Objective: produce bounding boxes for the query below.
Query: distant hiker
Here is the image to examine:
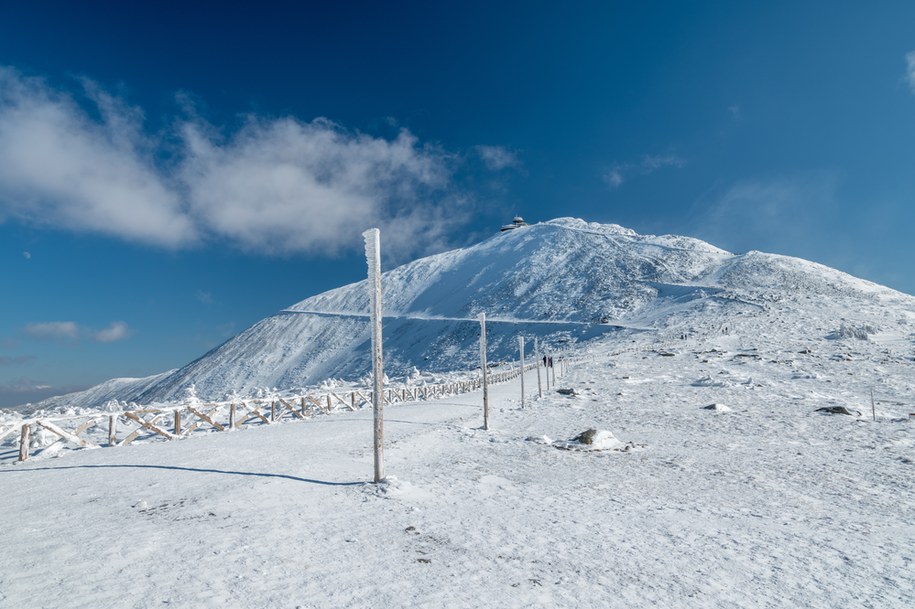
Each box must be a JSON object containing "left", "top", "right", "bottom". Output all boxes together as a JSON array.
[{"left": 548, "top": 356, "right": 553, "bottom": 368}]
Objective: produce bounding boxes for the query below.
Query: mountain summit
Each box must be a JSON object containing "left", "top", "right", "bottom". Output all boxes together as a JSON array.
[{"left": 23, "top": 218, "right": 915, "bottom": 410}]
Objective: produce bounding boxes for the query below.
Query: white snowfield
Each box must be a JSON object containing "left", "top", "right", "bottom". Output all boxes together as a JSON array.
[
  {"left": 2, "top": 217, "right": 914, "bottom": 607},
  {"left": 1, "top": 331, "right": 912, "bottom": 608}
]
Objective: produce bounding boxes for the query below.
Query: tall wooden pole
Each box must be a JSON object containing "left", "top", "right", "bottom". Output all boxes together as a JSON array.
[
  {"left": 479, "top": 313, "right": 489, "bottom": 430},
  {"left": 519, "top": 335, "right": 525, "bottom": 408},
  {"left": 534, "top": 337, "right": 542, "bottom": 398},
  {"left": 364, "top": 228, "right": 385, "bottom": 483},
  {"left": 544, "top": 347, "right": 550, "bottom": 391}
]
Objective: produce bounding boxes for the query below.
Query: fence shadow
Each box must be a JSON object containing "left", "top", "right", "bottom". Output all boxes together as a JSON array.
[{"left": 0, "top": 463, "right": 364, "bottom": 486}]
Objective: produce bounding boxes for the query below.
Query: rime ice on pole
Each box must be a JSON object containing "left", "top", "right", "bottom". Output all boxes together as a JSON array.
[{"left": 363, "top": 228, "right": 385, "bottom": 482}]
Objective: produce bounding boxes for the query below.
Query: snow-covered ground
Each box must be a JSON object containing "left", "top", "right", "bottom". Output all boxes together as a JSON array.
[
  {"left": 2, "top": 321, "right": 912, "bottom": 608},
  {"left": 3, "top": 218, "right": 914, "bottom": 607}
]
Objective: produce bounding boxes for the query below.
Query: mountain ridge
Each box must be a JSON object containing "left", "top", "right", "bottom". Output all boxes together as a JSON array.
[{"left": 14, "top": 217, "right": 915, "bottom": 414}]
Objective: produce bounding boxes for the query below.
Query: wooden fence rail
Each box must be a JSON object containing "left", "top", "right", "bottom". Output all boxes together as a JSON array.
[{"left": 6, "top": 360, "right": 539, "bottom": 464}]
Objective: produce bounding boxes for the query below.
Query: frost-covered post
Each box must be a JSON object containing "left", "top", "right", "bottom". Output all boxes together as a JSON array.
[
  {"left": 479, "top": 312, "right": 489, "bottom": 430},
  {"left": 18, "top": 424, "right": 30, "bottom": 462},
  {"left": 534, "top": 337, "right": 542, "bottom": 398},
  {"left": 544, "top": 345, "right": 550, "bottom": 391},
  {"left": 518, "top": 335, "right": 526, "bottom": 408},
  {"left": 364, "top": 228, "right": 385, "bottom": 483},
  {"left": 108, "top": 415, "right": 117, "bottom": 446}
]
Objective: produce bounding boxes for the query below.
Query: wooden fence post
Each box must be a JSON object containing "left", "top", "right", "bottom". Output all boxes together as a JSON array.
[
  {"left": 479, "top": 312, "right": 489, "bottom": 430},
  {"left": 174, "top": 409, "right": 181, "bottom": 436},
  {"left": 535, "top": 337, "right": 542, "bottom": 398},
  {"left": 229, "top": 403, "right": 237, "bottom": 429},
  {"left": 18, "top": 424, "right": 30, "bottom": 462},
  {"left": 271, "top": 401, "right": 277, "bottom": 422},
  {"left": 108, "top": 415, "right": 117, "bottom": 446},
  {"left": 521, "top": 336, "right": 527, "bottom": 407},
  {"left": 364, "top": 227, "right": 385, "bottom": 483}
]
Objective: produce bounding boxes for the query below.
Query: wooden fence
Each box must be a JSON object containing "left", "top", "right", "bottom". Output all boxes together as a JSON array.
[{"left": 3, "top": 361, "right": 539, "bottom": 464}]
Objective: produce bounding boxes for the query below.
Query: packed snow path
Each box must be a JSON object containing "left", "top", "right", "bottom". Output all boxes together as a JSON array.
[{"left": 1, "top": 340, "right": 912, "bottom": 608}]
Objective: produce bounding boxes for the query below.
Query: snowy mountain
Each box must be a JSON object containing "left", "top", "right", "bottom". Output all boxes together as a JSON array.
[{"left": 20, "top": 217, "right": 915, "bottom": 411}]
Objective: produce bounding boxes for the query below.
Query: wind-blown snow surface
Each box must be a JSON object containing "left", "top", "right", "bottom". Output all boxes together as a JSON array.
[
  {"left": 23, "top": 216, "right": 915, "bottom": 413},
  {"left": 1, "top": 326, "right": 913, "bottom": 608}
]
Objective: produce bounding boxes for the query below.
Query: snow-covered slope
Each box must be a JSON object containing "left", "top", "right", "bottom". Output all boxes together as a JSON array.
[
  {"left": 21, "top": 217, "right": 915, "bottom": 410},
  {"left": 20, "top": 371, "right": 174, "bottom": 416},
  {"left": 4, "top": 321, "right": 914, "bottom": 608}
]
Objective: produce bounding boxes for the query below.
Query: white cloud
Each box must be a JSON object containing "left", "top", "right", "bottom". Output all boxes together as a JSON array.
[
  {"left": 23, "top": 320, "right": 130, "bottom": 342},
  {"left": 906, "top": 51, "right": 915, "bottom": 94},
  {"left": 0, "top": 67, "right": 468, "bottom": 258},
  {"left": 603, "top": 153, "right": 687, "bottom": 189},
  {"left": 93, "top": 321, "right": 130, "bottom": 342},
  {"left": 475, "top": 145, "right": 520, "bottom": 171},
  {"left": 690, "top": 174, "right": 839, "bottom": 255},
  {"left": 640, "top": 154, "right": 686, "bottom": 172},
  {"left": 24, "top": 321, "right": 79, "bottom": 340},
  {"left": 0, "top": 68, "right": 196, "bottom": 247},
  {"left": 180, "top": 117, "right": 454, "bottom": 255},
  {"left": 0, "top": 377, "right": 51, "bottom": 392},
  {"left": 0, "top": 376, "right": 87, "bottom": 408},
  {"left": 603, "top": 167, "right": 625, "bottom": 188}
]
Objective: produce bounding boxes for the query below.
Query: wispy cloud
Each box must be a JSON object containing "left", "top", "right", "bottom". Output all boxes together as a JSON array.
[
  {"left": 689, "top": 173, "right": 839, "bottom": 255},
  {"left": 0, "top": 68, "right": 196, "bottom": 247},
  {"left": 906, "top": 51, "right": 915, "bottom": 94},
  {"left": 0, "top": 355, "right": 33, "bottom": 366},
  {"left": 24, "top": 321, "right": 80, "bottom": 340},
  {"left": 23, "top": 320, "right": 131, "bottom": 343},
  {"left": 196, "top": 290, "right": 214, "bottom": 305},
  {"left": 0, "top": 377, "right": 51, "bottom": 392},
  {"left": 0, "top": 67, "right": 468, "bottom": 259},
  {"left": 0, "top": 376, "right": 87, "bottom": 408},
  {"left": 180, "top": 117, "right": 453, "bottom": 255},
  {"left": 475, "top": 145, "right": 521, "bottom": 171},
  {"left": 603, "top": 153, "right": 687, "bottom": 189},
  {"left": 93, "top": 321, "right": 130, "bottom": 342}
]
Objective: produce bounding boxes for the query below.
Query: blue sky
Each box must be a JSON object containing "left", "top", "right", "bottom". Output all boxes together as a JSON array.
[{"left": 2, "top": 1, "right": 915, "bottom": 406}]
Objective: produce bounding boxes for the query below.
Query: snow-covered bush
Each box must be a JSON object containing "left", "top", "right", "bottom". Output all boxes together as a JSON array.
[{"left": 827, "top": 323, "right": 877, "bottom": 340}]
